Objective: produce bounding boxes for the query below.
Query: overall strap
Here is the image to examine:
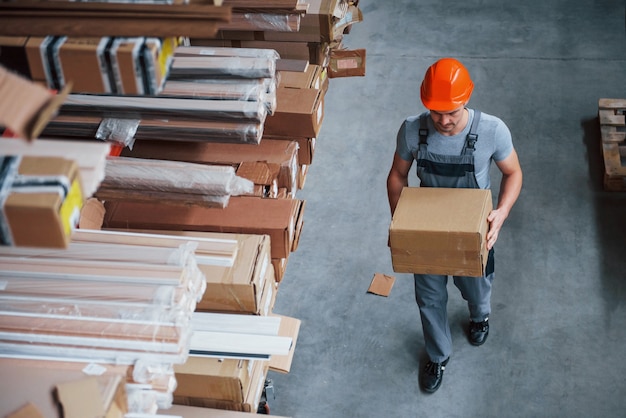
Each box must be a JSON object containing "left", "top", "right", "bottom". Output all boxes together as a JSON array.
[
  {"left": 418, "top": 113, "right": 429, "bottom": 152},
  {"left": 463, "top": 110, "right": 481, "bottom": 155}
]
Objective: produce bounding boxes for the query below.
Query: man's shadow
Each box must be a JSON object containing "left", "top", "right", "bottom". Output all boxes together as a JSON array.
[{"left": 581, "top": 116, "right": 626, "bottom": 326}]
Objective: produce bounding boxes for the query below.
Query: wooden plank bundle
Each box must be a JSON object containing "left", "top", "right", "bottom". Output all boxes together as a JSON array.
[
  {"left": 95, "top": 156, "right": 254, "bottom": 208},
  {"left": 0, "top": 1, "right": 231, "bottom": 38},
  {"left": 598, "top": 98, "right": 626, "bottom": 191}
]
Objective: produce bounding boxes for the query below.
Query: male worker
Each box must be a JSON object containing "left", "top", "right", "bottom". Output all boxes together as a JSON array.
[{"left": 386, "top": 58, "right": 522, "bottom": 393}]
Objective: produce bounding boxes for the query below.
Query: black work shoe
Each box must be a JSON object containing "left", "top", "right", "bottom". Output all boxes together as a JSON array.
[
  {"left": 420, "top": 357, "right": 449, "bottom": 393},
  {"left": 469, "top": 318, "right": 489, "bottom": 346}
]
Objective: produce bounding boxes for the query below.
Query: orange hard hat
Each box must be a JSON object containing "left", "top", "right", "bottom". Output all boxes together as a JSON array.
[{"left": 420, "top": 58, "right": 474, "bottom": 111}]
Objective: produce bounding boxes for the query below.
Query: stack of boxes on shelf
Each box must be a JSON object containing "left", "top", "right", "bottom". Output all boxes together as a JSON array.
[{"left": 0, "top": 1, "right": 364, "bottom": 417}]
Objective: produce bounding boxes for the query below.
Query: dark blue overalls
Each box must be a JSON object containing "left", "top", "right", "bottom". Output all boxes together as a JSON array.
[{"left": 413, "top": 110, "right": 495, "bottom": 363}]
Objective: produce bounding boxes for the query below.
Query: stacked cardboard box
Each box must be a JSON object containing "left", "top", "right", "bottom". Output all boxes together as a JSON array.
[
  {"left": 193, "top": 0, "right": 365, "bottom": 77},
  {"left": 174, "top": 358, "right": 267, "bottom": 413}
]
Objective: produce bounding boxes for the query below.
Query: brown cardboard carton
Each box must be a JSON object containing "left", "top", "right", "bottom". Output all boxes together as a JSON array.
[
  {"left": 173, "top": 358, "right": 266, "bottom": 412},
  {"left": 174, "top": 358, "right": 255, "bottom": 402},
  {"left": 279, "top": 64, "right": 323, "bottom": 89},
  {"left": 58, "top": 37, "right": 110, "bottom": 93},
  {"left": 112, "top": 37, "right": 143, "bottom": 95},
  {"left": 255, "top": 0, "right": 352, "bottom": 43},
  {"left": 389, "top": 187, "right": 492, "bottom": 277},
  {"left": 195, "top": 234, "right": 272, "bottom": 314},
  {"left": 24, "top": 36, "right": 48, "bottom": 82},
  {"left": 263, "top": 136, "right": 316, "bottom": 166},
  {"left": 24, "top": 36, "right": 68, "bottom": 90},
  {"left": 4, "top": 156, "right": 83, "bottom": 248},
  {"left": 263, "top": 86, "right": 325, "bottom": 137},
  {"left": 102, "top": 196, "right": 305, "bottom": 259},
  {"left": 278, "top": 64, "right": 329, "bottom": 97},
  {"left": 268, "top": 314, "right": 301, "bottom": 374},
  {"left": 328, "top": 48, "right": 366, "bottom": 78}
]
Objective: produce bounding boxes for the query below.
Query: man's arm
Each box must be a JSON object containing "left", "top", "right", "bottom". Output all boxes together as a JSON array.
[
  {"left": 487, "top": 148, "right": 523, "bottom": 249},
  {"left": 387, "top": 152, "right": 413, "bottom": 215}
]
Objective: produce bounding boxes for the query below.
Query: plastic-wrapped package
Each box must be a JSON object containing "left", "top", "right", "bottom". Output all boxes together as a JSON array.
[
  {"left": 230, "top": 12, "right": 301, "bottom": 32},
  {"left": 174, "top": 45, "right": 281, "bottom": 61},
  {"left": 160, "top": 78, "right": 277, "bottom": 115},
  {"left": 169, "top": 56, "right": 276, "bottom": 79},
  {"left": 43, "top": 115, "right": 265, "bottom": 145},
  {"left": 103, "top": 156, "right": 250, "bottom": 195},
  {"left": 0, "top": 228, "right": 239, "bottom": 412},
  {"left": 97, "top": 156, "right": 254, "bottom": 208},
  {"left": 61, "top": 94, "right": 268, "bottom": 123}
]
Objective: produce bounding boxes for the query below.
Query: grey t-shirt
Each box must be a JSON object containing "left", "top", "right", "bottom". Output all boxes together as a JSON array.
[{"left": 396, "top": 108, "right": 514, "bottom": 189}]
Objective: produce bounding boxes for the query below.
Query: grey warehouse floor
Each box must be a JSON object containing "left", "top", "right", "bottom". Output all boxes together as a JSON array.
[{"left": 266, "top": 2, "right": 626, "bottom": 418}]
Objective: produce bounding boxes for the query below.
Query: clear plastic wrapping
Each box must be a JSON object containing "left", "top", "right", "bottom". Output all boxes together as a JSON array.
[
  {"left": 169, "top": 56, "right": 276, "bottom": 79},
  {"left": 134, "top": 119, "right": 264, "bottom": 144},
  {"left": 101, "top": 156, "right": 254, "bottom": 196},
  {"left": 174, "top": 46, "right": 281, "bottom": 61},
  {"left": 62, "top": 94, "right": 268, "bottom": 123},
  {"left": 160, "top": 78, "right": 277, "bottom": 115},
  {"left": 43, "top": 116, "right": 264, "bottom": 145},
  {"left": 0, "top": 229, "right": 219, "bottom": 416},
  {"left": 232, "top": 12, "right": 301, "bottom": 32}
]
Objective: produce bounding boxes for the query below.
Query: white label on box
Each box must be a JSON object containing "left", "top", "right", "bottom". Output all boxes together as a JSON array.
[{"left": 82, "top": 363, "right": 107, "bottom": 376}]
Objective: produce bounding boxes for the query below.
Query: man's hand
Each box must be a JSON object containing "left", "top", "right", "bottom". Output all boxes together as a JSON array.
[{"left": 486, "top": 208, "right": 507, "bottom": 250}]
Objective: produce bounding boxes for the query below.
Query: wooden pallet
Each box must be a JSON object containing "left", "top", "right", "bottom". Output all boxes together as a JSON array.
[{"left": 598, "top": 98, "right": 626, "bottom": 191}]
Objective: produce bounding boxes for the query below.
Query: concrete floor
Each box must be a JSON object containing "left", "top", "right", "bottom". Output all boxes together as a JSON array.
[{"left": 267, "top": 1, "right": 626, "bottom": 417}]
